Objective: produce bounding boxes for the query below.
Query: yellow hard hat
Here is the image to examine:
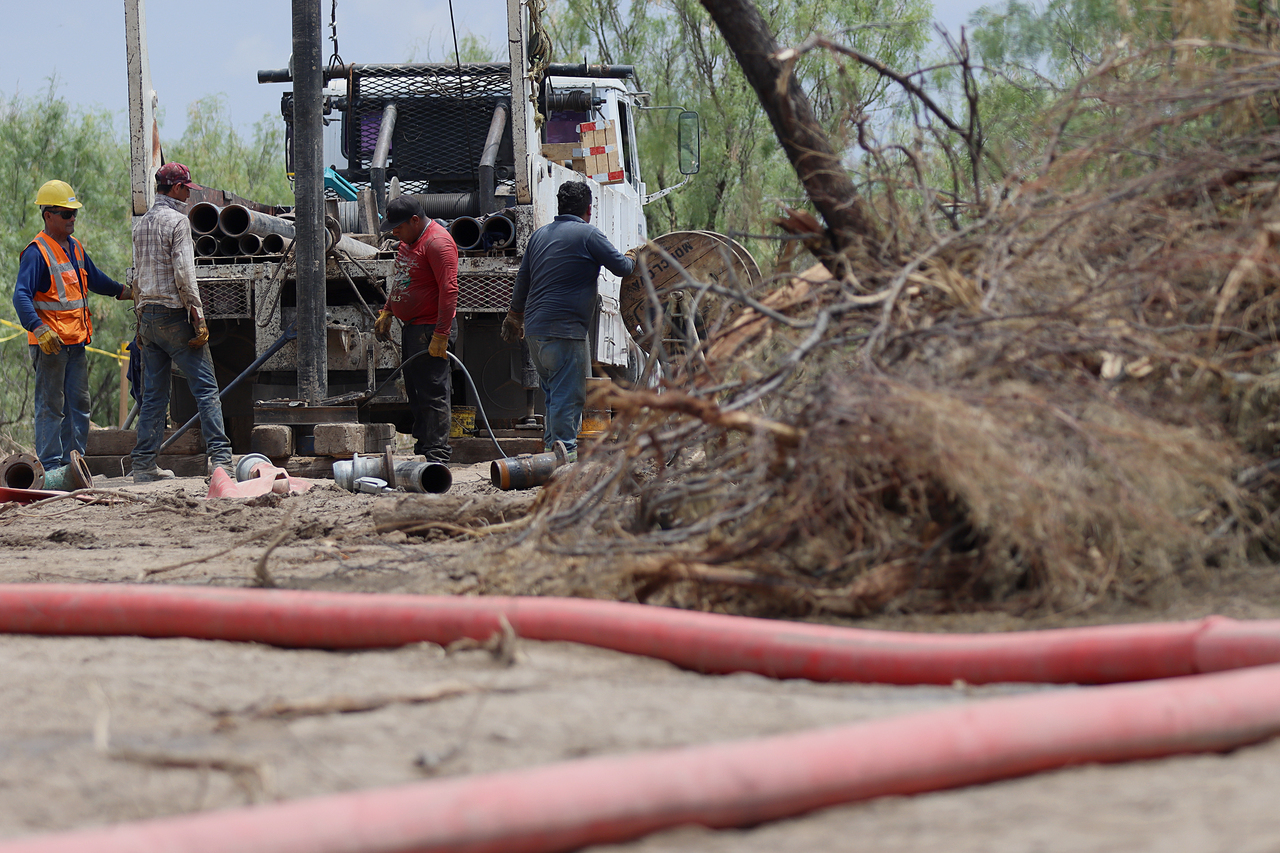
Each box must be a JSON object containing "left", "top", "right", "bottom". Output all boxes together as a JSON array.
[{"left": 34, "top": 180, "right": 83, "bottom": 209}]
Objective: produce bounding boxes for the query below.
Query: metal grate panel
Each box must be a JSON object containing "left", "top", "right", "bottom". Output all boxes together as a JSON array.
[
  {"left": 199, "top": 279, "right": 252, "bottom": 320},
  {"left": 345, "top": 64, "right": 514, "bottom": 195},
  {"left": 458, "top": 272, "right": 514, "bottom": 312}
]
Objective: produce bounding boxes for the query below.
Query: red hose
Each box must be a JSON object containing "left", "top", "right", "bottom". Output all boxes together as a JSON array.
[
  {"left": 5, "top": 663, "right": 1280, "bottom": 853},
  {"left": 2, "top": 584, "right": 1279, "bottom": 685}
]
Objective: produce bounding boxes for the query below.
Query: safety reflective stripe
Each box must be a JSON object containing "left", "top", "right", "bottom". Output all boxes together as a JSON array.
[{"left": 32, "top": 297, "right": 89, "bottom": 310}]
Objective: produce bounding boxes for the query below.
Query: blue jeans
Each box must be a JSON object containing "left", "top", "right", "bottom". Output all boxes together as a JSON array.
[
  {"left": 132, "top": 305, "right": 232, "bottom": 471},
  {"left": 30, "top": 342, "right": 90, "bottom": 470},
  {"left": 526, "top": 336, "right": 589, "bottom": 453}
]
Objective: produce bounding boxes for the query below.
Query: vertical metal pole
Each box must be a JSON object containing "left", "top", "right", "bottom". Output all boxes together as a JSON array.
[{"left": 292, "top": 0, "right": 327, "bottom": 403}]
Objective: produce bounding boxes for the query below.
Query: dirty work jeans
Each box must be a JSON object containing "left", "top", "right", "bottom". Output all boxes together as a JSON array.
[
  {"left": 30, "top": 342, "right": 91, "bottom": 470},
  {"left": 131, "top": 305, "right": 232, "bottom": 473},
  {"left": 400, "top": 321, "right": 456, "bottom": 462},
  {"left": 526, "top": 335, "right": 589, "bottom": 454}
]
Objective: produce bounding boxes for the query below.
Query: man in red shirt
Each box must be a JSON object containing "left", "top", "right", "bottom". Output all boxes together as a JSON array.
[{"left": 374, "top": 196, "right": 459, "bottom": 462}]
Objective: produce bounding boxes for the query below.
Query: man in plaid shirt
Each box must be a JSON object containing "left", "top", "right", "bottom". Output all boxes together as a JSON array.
[{"left": 129, "top": 162, "right": 233, "bottom": 483}]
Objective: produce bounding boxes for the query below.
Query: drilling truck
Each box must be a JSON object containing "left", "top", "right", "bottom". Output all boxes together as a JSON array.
[{"left": 125, "top": 0, "right": 722, "bottom": 459}]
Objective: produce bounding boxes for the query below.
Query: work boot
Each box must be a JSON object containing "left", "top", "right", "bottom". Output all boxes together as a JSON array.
[
  {"left": 209, "top": 457, "right": 235, "bottom": 480},
  {"left": 133, "top": 466, "right": 176, "bottom": 483}
]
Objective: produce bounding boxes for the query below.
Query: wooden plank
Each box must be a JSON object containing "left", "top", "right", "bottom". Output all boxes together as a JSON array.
[{"left": 86, "top": 429, "right": 205, "bottom": 456}]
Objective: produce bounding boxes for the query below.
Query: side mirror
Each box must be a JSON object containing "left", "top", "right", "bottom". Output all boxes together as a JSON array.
[{"left": 677, "top": 110, "right": 700, "bottom": 176}]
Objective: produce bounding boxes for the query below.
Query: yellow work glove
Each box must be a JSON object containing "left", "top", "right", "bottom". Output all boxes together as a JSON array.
[
  {"left": 500, "top": 310, "right": 524, "bottom": 343},
  {"left": 374, "top": 309, "right": 395, "bottom": 338},
  {"left": 116, "top": 286, "right": 134, "bottom": 301},
  {"left": 34, "top": 325, "right": 62, "bottom": 355},
  {"left": 188, "top": 320, "right": 209, "bottom": 349},
  {"left": 428, "top": 332, "right": 449, "bottom": 359}
]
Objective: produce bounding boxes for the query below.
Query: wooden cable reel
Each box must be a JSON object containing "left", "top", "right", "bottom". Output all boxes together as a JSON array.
[{"left": 619, "top": 231, "right": 761, "bottom": 352}]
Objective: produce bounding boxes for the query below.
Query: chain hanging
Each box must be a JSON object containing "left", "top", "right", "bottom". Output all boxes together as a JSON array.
[{"left": 327, "top": 0, "right": 344, "bottom": 71}]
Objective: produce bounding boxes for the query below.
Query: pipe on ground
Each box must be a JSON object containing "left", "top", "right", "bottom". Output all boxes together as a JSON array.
[
  {"left": 4, "top": 661, "right": 1280, "bottom": 853},
  {"left": 1, "top": 585, "right": 1279, "bottom": 685}
]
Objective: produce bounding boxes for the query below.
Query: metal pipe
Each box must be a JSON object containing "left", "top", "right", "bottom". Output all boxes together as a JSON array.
[
  {"left": 188, "top": 202, "right": 223, "bottom": 235},
  {"left": 218, "top": 205, "right": 296, "bottom": 239},
  {"left": 238, "top": 234, "right": 265, "bottom": 256},
  {"left": 257, "top": 64, "right": 351, "bottom": 84},
  {"left": 332, "top": 234, "right": 379, "bottom": 259},
  {"left": 481, "top": 212, "right": 516, "bottom": 250},
  {"left": 410, "top": 192, "right": 479, "bottom": 219},
  {"left": 219, "top": 235, "right": 241, "bottom": 256},
  {"left": 0, "top": 453, "right": 44, "bottom": 490},
  {"left": 394, "top": 460, "right": 452, "bottom": 494},
  {"left": 491, "top": 442, "right": 570, "bottom": 490},
  {"left": 478, "top": 100, "right": 510, "bottom": 215},
  {"left": 220, "top": 205, "right": 375, "bottom": 258},
  {"left": 449, "top": 216, "right": 483, "bottom": 251},
  {"left": 546, "top": 62, "right": 637, "bottom": 80},
  {"left": 369, "top": 103, "right": 398, "bottom": 219},
  {"left": 195, "top": 234, "right": 220, "bottom": 257},
  {"left": 293, "top": 0, "right": 327, "bottom": 405},
  {"left": 261, "top": 233, "right": 291, "bottom": 255}
]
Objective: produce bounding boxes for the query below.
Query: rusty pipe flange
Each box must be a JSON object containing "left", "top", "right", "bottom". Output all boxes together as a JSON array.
[
  {"left": 0, "top": 452, "right": 45, "bottom": 490},
  {"left": 67, "top": 450, "right": 94, "bottom": 490}
]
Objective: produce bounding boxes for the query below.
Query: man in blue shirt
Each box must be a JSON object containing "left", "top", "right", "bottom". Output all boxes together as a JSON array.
[
  {"left": 12, "top": 179, "right": 130, "bottom": 475},
  {"left": 503, "top": 181, "right": 637, "bottom": 461}
]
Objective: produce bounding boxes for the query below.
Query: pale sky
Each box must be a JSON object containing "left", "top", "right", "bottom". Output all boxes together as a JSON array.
[{"left": 0, "top": 1, "right": 990, "bottom": 141}]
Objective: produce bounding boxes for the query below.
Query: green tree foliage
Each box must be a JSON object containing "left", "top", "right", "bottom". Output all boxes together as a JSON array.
[
  {"left": 169, "top": 96, "right": 294, "bottom": 206},
  {"left": 546, "top": 0, "right": 931, "bottom": 268},
  {"left": 1, "top": 85, "right": 290, "bottom": 453}
]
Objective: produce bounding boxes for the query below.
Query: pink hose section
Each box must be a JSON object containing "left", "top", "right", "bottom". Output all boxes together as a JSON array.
[
  {"left": 1, "top": 584, "right": 1279, "bottom": 685},
  {"left": 4, "top": 663, "right": 1280, "bottom": 853},
  {"left": 3, "top": 584, "right": 1280, "bottom": 852}
]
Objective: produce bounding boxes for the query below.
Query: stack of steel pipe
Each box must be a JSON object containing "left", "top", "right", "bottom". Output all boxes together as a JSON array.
[
  {"left": 219, "top": 204, "right": 376, "bottom": 259},
  {"left": 186, "top": 202, "right": 294, "bottom": 259},
  {"left": 445, "top": 211, "right": 516, "bottom": 252}
]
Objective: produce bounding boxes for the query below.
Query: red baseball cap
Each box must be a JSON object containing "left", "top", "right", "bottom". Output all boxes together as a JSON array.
[{"left": 156, "top": 162, "right": 200, "bottom": 189}]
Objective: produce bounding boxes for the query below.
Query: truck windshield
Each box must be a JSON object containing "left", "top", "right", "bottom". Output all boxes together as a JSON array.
[{"left": 546, "top": 109, "right": 590, "bottom": 144}]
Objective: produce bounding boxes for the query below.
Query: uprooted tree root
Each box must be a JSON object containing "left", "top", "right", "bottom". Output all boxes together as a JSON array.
[{"left": 481, "top": 34, "right": 1280, "bottom": 619}]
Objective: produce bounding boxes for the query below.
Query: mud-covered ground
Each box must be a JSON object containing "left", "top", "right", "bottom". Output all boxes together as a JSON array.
[{"left": 2, "top": 461, "right": 1280, "bottom": 851}]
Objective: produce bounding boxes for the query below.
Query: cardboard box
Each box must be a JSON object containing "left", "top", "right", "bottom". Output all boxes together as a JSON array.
[{"left": 576, "top": 120, "right": 625, "bottom": 185}]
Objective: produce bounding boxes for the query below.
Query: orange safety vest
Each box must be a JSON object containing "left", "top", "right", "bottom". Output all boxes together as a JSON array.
[{"left": 24, "top": 232, "right": 93, "bottom": 347}]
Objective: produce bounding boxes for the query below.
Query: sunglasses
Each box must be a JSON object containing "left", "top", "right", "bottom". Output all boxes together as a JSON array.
[{"left": 54, "top": 210, "right": 77, "bottom": 220}]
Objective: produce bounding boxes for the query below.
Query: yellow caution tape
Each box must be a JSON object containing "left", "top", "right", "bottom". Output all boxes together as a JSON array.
[{"left": 1, "top": 316, "right": 127, "bottom": 362}]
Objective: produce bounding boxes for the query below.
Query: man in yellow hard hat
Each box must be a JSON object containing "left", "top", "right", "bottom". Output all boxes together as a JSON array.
[{"left": 12, "top": 179, "right": 131, "bottom": 475}]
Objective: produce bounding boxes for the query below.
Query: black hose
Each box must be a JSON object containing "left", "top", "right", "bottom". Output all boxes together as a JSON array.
[{"left": 361, "top": 349, "right": 510, "bottom": 459}]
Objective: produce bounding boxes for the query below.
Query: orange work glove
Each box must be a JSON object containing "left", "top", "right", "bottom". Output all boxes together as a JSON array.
[
  {"left": 188, "top": 320, "right": 209, "bottom": 349},
  {"left": 500, "top": 310, "right": 524, "bottom": 342},
  {"left": 34, "top": 325, "right": 62, "bottom": 355},
  {"left": 428, "top": 332, "right": 449, "bottom": 359},
  {"left": 374, "top": 309, "right": 395, "bottom": 338}
]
